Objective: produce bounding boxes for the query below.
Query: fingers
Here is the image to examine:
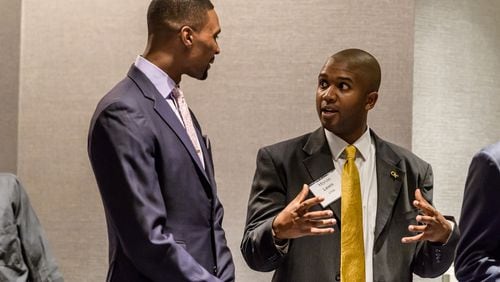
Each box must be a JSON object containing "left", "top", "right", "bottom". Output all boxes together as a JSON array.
[
  {"left": 293, "top": 184, "right": 326, "bottom": 217},
  {"left": 402, "top": 190, "right": 453, "bottom": 244},
  {"left": 408, "top": 224, "right": 427, "bottom": 233},
  {"left": 416, "top": 215, "right": 437, "bottom": 225},
  {"left": 302, "top": 212, "right": 336, "bottom": 226},
  {"left": 312, "top": 218, "right": 336, "bottom": 228},
  {"left": 294, "top": 184, "right": 311, "bottom": 204},
  {"left": 299, "top": 218, "right": 336, "bottom": 235},
  {"left": 413, "top": 188, "right": 436, "bottom": 216},
  {"left": 308, "top": 227, "right": 335, "bottom": 235},
  {"left": 274, "top": 184, "right": 335, "bottom": 239},
  {"left": 302, "top": 210, "right": 333, "bottom": 220},
  {"left": 401, "top": 233, "right": 424, "bottom": 244},
  {"left": 414, "top": 188, "right": 424, "bottom": 201},
  {"left": 297, "top": 196, "right": 325, "bottom": 215}
]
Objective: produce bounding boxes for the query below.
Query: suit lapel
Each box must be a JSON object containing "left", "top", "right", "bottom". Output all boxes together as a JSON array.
[
  {"left": 191, "top": 112, "right": 216, "bottom": 187},
  {"left": 372, "top": 131, "right": 405, "bottom": 248},
  {"left": 302, "top": 128, "right": 341, "bottom": 225},
  {"left": 127, "top": 66, "right": 211, "bottom": 185}
]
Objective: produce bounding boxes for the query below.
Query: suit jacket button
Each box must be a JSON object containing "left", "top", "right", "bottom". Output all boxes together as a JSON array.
[
  {"left": 213, "top": 266, "right": 218, "bottom": 275},
  {"left": 335, "top": 274, "right": 340, "bottom": 281}
]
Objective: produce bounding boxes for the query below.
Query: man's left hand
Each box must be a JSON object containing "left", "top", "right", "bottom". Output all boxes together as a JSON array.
[{"left": 401, "top": 188, "right": 452, "bottom": 244}]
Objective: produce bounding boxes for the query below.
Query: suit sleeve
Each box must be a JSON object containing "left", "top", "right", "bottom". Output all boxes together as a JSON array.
[
  {"left": 88, "top": 102, "right": 221, "bottom": 282},
  {"left": 455, "top": 150, "right": 500, "bottom": 281},
  {"left": 240, "top": 147, "right": 288, "bottom": 272},
  {"left": 412, "top": 163, "right": 460, "bottom": 278},
  {"left": 10, "top": 175, "right": 64, "bottom": 282}
]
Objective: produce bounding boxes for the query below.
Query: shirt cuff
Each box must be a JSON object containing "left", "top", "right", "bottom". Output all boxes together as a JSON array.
[
  {"left": 443, "top": 219, "right": 455, "bottom": 245},
  {"left": 271, "top": 225, "right": 290, "bottom": 254}
]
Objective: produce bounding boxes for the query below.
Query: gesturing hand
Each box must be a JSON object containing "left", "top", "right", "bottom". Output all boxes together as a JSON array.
[
  {"left": 272, "top": 184, "right": 336, "bottom": 240},
  {"left": 401, "top": 188, "right": 452, "bottom": 244}
]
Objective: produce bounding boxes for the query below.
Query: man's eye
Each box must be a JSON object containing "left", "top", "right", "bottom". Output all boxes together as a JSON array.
[
  {"left": 319, "top": 80, "right": 328, "bottom": 89},
  {"left": 339, "top": 82, "right": 350, "bottom": 90}
]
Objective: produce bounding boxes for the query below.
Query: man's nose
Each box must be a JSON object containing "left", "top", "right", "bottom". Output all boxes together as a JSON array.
[
  {"left": 214, "top": 42, "right": 220, "bottom": 55},
  {"left": 323, "top": 86, "right": 337, "bottom": 101}
]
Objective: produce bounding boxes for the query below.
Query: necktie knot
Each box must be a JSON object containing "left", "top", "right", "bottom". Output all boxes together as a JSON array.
[
  {"left": 172, "top": 87, "right": 183, "bottom": 99},
  {"left": 345, "top": 145, "right": 357, "bottom": 161}
]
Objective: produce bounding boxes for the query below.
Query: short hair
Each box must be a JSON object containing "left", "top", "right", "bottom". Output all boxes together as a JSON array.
[
  {"left": 332, "top": 48, "right": 381, "bottom": 92},
  {"left": 147, "top": 0, "right": 214, "bottom": 34}
]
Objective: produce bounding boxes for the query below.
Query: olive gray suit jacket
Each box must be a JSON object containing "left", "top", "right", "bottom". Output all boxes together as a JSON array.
[
  {"left": 0, "top": 173, "right": 63, "bottom": 282},
  {"left": 241, "top": 128, "right": 459, "bottom": 282}
]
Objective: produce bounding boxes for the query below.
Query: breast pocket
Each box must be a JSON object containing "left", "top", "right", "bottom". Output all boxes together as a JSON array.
[{"left": 0, "top": 223, "right": 28, "bottom": 274}]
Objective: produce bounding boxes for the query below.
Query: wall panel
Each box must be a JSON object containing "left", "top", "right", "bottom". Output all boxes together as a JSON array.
[
  {"left": 0, "top": 0, "right": 21, "bottom": 173},
  {"left": 413, "top": 1, "right": 500, "bottom": 279},
  {"left": 17, "top": 1, "right": 414, "bottom": 280}
]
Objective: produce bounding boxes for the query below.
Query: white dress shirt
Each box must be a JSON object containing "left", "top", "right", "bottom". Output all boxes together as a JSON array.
[
  {"left": 324, "top": 127, "right": 377, "bottom": 282},
  {"left": 134, "top": 56, "right": 205, "bottom": 167},
  {"left": 134, "top": 56, "right": 183, "bottom": 123}
]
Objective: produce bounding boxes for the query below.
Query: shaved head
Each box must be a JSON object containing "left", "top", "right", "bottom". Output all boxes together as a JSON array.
[
  {"left": 330, "top": 49, "right": 381, "bottom": 93},
  {"left": 316, "top": 48, "right": 380, "bottom": 143}
]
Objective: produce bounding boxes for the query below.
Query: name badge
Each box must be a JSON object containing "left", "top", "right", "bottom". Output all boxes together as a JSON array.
[{"left": 309, "top": 170, "right": 341, "bottom": 208}]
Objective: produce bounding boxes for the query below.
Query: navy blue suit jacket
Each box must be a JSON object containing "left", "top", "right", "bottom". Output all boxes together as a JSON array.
[
  {"left": 455, "top": 142, "right": 500, "bottom": 281},
  {"left": 88, "top": 66, "right": 234, "bottom": 282}
]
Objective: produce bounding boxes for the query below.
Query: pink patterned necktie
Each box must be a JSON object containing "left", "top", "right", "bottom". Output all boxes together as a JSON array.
[{"left": 172, "top": 87, "right": 204, "bottom": 167}]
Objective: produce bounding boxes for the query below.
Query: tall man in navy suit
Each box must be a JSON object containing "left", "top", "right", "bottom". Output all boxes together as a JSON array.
[
  {"left": 455, "top": 142, "right": 500, "bottom": 281},
  {"left": 88, "top": 1, "right": 234, "bottom": 281},
  {"left": 241, "top": 49, "right": 459, "bottom": 281}
]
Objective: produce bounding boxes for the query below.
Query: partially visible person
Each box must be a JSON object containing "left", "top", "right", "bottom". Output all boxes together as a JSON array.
[
  {"left": 455, "top": 142, "right": 500, "bottom": 281},
  {"left": 0, "top": 173, "right": 63, "bottom": 282},
  {"left": 241, "top": 49, "right": 459, "bottom": 281}
]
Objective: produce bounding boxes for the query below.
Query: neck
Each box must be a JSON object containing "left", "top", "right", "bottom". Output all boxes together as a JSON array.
[
  {"left": 143, "top": 37, "right": 183, "bottom": 84},
  {"left": 341, "top": 125, "right": 368, "bottom": 145}
]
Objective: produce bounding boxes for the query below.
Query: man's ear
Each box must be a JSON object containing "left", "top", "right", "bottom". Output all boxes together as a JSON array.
[
  {"left": 180, "top": 26, "right": 194, "bottom": 47},
  {"left": 365, "top": 91, "right": 378, "bottom": 110}
]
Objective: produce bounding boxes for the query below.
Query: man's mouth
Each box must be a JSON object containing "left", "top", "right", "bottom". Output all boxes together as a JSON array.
[
  {"left": 207, "top": 59, "right": 215, "bottom": 69},
  {"left": 321, "top": 105, "right": 339, "bottom": 117},
  {"left": 321, "top": 105, "right": 338, "bottom": 113}
]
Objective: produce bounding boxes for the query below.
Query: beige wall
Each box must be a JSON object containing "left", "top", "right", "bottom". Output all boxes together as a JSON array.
[
  {"left": 413, "top": 0, "right": 500, "bottom": 232},
  {"left": 17, "top": 1, "right": 146, "bottom": 280},
  {"left": 0, "top": 0, "right": 21, "bottom": 173},
  {"left": 15, "top": 0, "right": 414, "bottom": 281},
  {"left": 413, "top": 1, "right": 500, "bottom": 280}
]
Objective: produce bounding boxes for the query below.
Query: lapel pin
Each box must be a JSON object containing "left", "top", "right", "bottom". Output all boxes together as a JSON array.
[{"left": 390, "top": 170, "right": 399, "bottom": 180}]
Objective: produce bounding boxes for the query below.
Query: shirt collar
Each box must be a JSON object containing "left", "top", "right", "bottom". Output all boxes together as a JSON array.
[
  {"left": 324, "top": 127, "right": 372, "bottom": 161},
  {"left": 134, "top": 55, "right": 177, "bottom": 99}
]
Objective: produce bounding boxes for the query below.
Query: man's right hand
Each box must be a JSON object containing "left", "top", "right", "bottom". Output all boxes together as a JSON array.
[{"left": 272, "top": 184, "right": 336, "bottom": 240}]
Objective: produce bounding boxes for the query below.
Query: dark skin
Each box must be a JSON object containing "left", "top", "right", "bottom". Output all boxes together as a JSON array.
[
  {"left": 143, "top": 9, "right": 221, "bottom": 84},
  {"left": 315, "top": 55, "right": 378, "bottom": 144},
  {"left": 272, "top": 185, "right": 335, "bottom": 239},
  {"left": 273, "top": 49, "right": 452, "bottom": 244}
]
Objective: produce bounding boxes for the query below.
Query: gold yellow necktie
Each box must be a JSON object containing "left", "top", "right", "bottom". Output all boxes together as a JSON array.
[{"left": 341, "top": 145, "right": 365, "bottom": 282}]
